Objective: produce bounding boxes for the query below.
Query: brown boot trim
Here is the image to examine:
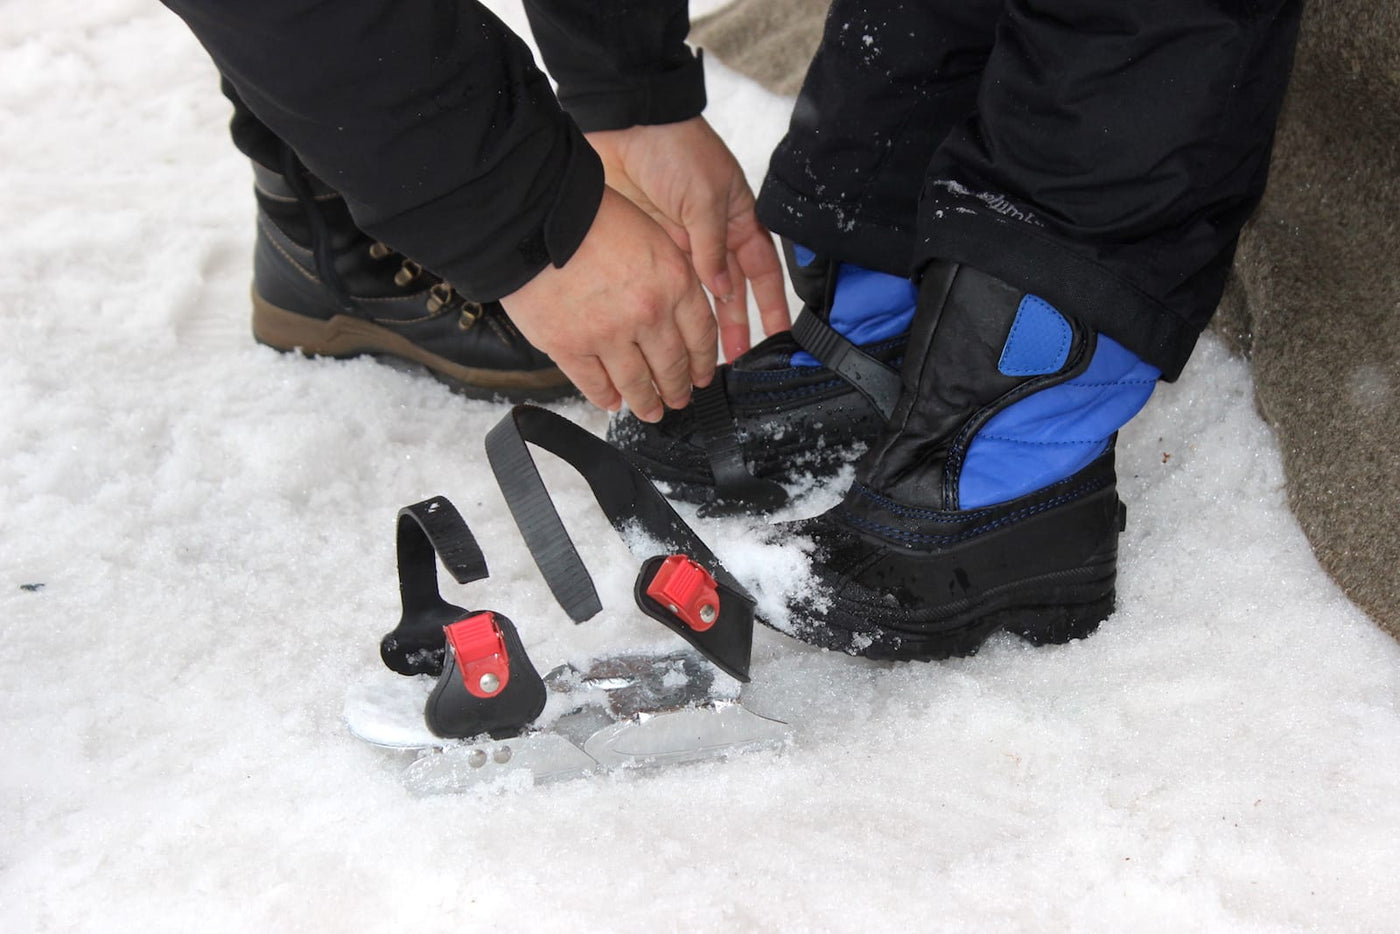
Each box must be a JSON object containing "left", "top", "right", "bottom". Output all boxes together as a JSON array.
[{"left": 251, "top": 289, "right": 573, "bottom": 393}]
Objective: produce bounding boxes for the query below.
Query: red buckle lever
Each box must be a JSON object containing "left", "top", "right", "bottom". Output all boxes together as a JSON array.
[
  {"left": 444, "top": 612, "right": 510, "bottom": 698},
  {"left": 645, "top": 554, "right": 721, "bottom": 632}
]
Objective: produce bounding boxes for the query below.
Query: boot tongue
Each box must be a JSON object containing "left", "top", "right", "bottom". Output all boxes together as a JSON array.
[
  {"left": 855, "top": 262, "right": 1090, "bottom": 509},
  {"left": 782, "top": 240, "right": 838, "bottom": 313}
]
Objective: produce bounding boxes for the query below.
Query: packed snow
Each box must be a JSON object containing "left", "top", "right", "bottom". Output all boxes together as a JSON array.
[{"left": 4, "top": 2, "right": 1400, "bottom": 931}]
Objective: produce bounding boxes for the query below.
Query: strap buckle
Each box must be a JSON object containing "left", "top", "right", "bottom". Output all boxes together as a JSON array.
[
  {"left": 645, "top": 555, "right": 721, "bottom": 632},
  {"left": 445, "top": 612, "right": 511, "bottom": 698}
]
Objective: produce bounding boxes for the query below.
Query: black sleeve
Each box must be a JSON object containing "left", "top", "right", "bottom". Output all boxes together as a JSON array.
[
  {"left": 523, "top": 0, "right": 706, "bottom": 131},
  {"left": 161, "top": 0, "right": 604, "bottom": 302}
]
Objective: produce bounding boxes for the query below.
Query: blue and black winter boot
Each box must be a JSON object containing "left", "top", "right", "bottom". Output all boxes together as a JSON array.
[
  {"left": 608, "top": 244, "right": 914, "bottom": 513},
  {"left": 778, "top": 260, "right": 1160, "bottom": 660},
  {"left": 250, "top": 153, "right": 575, "bottom": 402}
]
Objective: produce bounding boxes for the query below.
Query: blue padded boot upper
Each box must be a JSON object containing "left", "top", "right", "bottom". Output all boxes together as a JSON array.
[
  {"left": 958, "top": 295, "right": 1159, "bottom": 509},
  {"left": 790, "top": 245, "right": 916, "bottom": 367}
]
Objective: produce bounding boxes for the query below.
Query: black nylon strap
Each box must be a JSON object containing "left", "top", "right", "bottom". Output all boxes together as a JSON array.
[
  {"left": 484, "top": 405, "right": 755, "bottom": 681},
  {"left": 397, "top": 497, "right": 488, "bottom": 613},
  {"left": 691, "top": 377, "right": 789, "bottom": 516},
  {"left": 791, "top": 308, "right": 901, "bottom": 420},
  {"left": 483, "top": 409, "right": 603, "bottom": 622},
  {"left": 381, "top": 496, "right": 491, "bottom": 676}
]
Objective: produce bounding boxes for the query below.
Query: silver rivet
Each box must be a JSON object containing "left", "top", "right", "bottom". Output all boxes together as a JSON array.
[
  {"left": 699, "top": 604, "right": 717, "bottom": 624},
  {"left": 479, "top": 672, "right": 500, "bottom": 694},
  {"left": 493, "top": 746, "right": 512, "bottom": 764},
  {"left": 467, "top": 748, "right": 487, "bottom": 768},
  {"left": 667, "top": 603, "right": 679, "bottom": 614}
]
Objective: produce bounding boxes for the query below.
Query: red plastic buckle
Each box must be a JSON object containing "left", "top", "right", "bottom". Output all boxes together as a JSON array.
[
  {"left": 645, "top": 554, "right": 721, "bottom": 632},
  {"left": 444, "top": 612, "right": 510, "bottom": 698}
]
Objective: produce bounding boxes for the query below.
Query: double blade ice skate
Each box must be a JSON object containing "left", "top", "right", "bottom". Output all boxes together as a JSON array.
[{"left": 346, "top": 470, "right": 790, "bottom": 793}]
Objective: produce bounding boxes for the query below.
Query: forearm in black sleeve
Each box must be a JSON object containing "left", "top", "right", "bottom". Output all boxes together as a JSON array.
[
  {"left": 160, "top": 0, "right": 604, "bottom": 301},
  {"left": 523, "top": 0, "right": 705, "bottom": 131}
]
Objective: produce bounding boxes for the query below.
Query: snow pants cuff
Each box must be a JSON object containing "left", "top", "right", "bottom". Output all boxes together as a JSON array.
[
  {"left": 915, "top": 202, "right": 1201, "bottom": 381},
  {"left": 757, "top": 0, "right": 1304, "bottom": 382},
  {"left": 756, "top": 174, "right": 920, "bottom": 281}
]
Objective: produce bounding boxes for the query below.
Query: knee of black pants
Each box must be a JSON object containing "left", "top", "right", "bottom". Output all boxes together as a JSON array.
[{"left": 756, "top": 0, "right": 1001, "bottom": 275}]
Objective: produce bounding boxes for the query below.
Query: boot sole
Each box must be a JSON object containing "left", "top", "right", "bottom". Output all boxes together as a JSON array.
[
  {"left": 251, "top": 290, "right": 578, "bottom": 403},
  {"left": 790, "top": 565, "right": 1115, "bottom": 662}
]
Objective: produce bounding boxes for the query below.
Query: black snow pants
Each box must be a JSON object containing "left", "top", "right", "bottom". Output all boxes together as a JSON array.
[{"left": 756, "top": 0, "right": 1303, "bottom": 379}]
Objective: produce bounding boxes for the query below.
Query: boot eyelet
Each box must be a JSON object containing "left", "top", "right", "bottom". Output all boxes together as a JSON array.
[
  {"left": 458, "top": 301, "right": 484, "bottom": 330},
  {"left": 426, "top": 281, "right": 455, "bottom": 314},
  {"left": 394, "top": 259, "right": 423, "bottom": 287},
  {"left": 368, "top": 242, "right": 394, "bottom": 261}
]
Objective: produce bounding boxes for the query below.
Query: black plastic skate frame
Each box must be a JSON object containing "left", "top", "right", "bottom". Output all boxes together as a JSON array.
[
  {"left": 379, "top": 497, "right": 547, "bottom": 737},
  {"left": 381, "top": 496, "right": 488, "bottom": 677}
]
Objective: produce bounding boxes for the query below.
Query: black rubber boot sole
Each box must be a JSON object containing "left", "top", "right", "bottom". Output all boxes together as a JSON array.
[
  {"left": 785, "top": 565, "right": 1115, "bottom": 662},
  {"left": 252, "top": 290, "right": 577, "bottom": 403},
  {"left": 772, "top": 454, "right": 1125, "bottom": 662}
]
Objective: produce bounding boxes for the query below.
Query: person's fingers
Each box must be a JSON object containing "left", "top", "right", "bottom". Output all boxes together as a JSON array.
[
  {"left": 716, "top": 253, "right": 751, "bottom": 361},
  {"left": 605, "top": 344, "right": 665, "bottom": 423},
  {"left": 499, "top": 186, "right": 725, "bottom": 419},
  {"left": 557, "top": 354, "right": 620, "bottom": 412},
  {"left": 733, "top": 224, "right": 792, "bottom": 336},
  {"left": 673, "top": 278, "right": 719, "bottom": 388},
  {"left": 636, "top": 321, "right": 694, "bottom": 411},
  {"left": 686, "top": 194, "right": 735, "bottom": 305}
]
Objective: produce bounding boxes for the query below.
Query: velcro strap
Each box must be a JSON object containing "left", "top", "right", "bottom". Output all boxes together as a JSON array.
[
  {"left": 484, "top": 405, "right": 756, "bottom": 682},
  {"left": 791, "top": 308, "right": 901, "bottom": 420},
  {"left": 691, "top": 377, "right": 789, "bottom": 516}
]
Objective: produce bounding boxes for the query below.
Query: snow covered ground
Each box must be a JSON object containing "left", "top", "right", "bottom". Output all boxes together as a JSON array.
[{"left": 4, "top": 2, "right": 1400, "bottom": 931}]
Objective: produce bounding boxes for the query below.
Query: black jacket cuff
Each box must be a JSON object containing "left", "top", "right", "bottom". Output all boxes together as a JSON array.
[
  {"left": 524, "top": 0, "right": 706, "bottom": 131},
  {"left": 369, "top": 119, "right": 606, "bottom": 302},
  {"left": 560, "top": 51, "right": 707, "bottom": 132}
]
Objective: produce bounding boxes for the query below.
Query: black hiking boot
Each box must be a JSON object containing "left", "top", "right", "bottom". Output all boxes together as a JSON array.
[
  {"left": 249, "top": 155, "right": 575, "bottom": 402},
  {"left": 607, "top": 245, "right": 908, "bottom": 514},
  {"left": 776, "top": 261, "right": 1142, "bottom": 661}
]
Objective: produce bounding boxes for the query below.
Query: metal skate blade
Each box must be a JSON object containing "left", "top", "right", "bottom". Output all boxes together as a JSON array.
[
  {"left": 403, "top": 732, "right": 598, "bottom": 795},
  {"left": 349, "top": 650, "right": 786, "bottom": 792},
  {"left": 553, "top": 650, "right": 739, "bottom": 720},
  {"left": 582, "top": 703, "right": 790, "bottom": 770},
  {"left": 344, "top": 673, "right": 439, "bottom": 749}
]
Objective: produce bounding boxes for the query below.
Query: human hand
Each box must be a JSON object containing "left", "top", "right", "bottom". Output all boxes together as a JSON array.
[
  {"left": 500, "top": 187, "right": 716, "bottom": 423},
  {"left": 586, "top": 117, "right": 790, "bottom": 361}
]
